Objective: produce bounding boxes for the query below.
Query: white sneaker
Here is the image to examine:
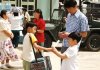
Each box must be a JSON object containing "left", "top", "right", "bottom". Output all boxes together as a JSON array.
[
  {"left": 6, "top": 64, "right": 14, "bottom": 68},
  {"left": 0, "top": 65, "right": 9, "bottom": 69}
]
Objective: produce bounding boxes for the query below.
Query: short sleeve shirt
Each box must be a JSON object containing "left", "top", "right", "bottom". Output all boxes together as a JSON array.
[
  {"left": 22, "top": 33, "right": 37, "bottom": 62},
  {"left": 63, "top": 10, "right": 90, "bottom": 47},
  {"left": 9, "top": 15, "right": 23, "bottom": 30},
  {"left": 61, "top": 45, "right": 79, "bottom": 70},
  {"left": 0, "top": 18, "right": 11, "bottom": 41},
  {"left": 33, "top": 18, "right": 45, "bottom": 43}
]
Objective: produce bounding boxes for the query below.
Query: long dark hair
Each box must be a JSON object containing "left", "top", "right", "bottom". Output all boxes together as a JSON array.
[{"left": 34, "top": 9, "right": 43, "bottom": 18}]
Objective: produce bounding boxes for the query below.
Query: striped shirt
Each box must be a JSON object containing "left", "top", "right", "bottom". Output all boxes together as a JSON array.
[{"left": 63, "top": 10, "right": 90, "bottom": 47}]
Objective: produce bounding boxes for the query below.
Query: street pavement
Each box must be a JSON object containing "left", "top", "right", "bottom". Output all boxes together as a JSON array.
[{"left": 0, "top": 44, "right": 100, "bottom": 70}]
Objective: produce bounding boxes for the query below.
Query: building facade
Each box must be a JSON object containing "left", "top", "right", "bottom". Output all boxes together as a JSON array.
[
  {"left": 0, "top": 0, "right": 35, "bottom": 18},
  {"left": 0, "top": 0, "right": 59, "bottom": 20}
]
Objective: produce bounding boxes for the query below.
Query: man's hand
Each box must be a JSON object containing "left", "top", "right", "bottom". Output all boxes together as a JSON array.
[{"left": 58, "top": 32, "right": 70, "bottom": 39}]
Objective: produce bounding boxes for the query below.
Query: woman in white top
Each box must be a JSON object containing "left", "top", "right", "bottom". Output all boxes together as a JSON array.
[{"left": 0, "top": 10, "right": 18, "bottom": 69}]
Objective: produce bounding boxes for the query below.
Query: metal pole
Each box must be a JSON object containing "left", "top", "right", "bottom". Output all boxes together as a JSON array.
[
  {"left": 35, "top": 0, "right": 37, "bottom": 9},
  {"left": 16, "top": 0, "right": 18, "bottom": 6},
  {"left": 50, "top": 0, "right": 52, "bottom": 21},
  {"left": 79, "top": 0, "right": 82, "bottom": 11}
]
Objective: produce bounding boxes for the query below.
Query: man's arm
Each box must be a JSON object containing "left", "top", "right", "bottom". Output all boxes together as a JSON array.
[
  {"left": 80, "top": 15, "right": 89, "bottom": 38},
  {"left": 59, "top": 31, "right": 88, "bottom": 38},
  {"left": 79, "top": 31, "right": 87, "bottom": 38}
]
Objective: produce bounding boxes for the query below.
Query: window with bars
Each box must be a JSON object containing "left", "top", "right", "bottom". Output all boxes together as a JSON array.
[
  {"left": 29, "top": 0, "right": 34, "bottom": 2},
  {"left": 4, "top": 0, "right": 15, "bottom": 1},
  {"left": 22, "top": 5, "right": 27, "bottom": 9},
  {"left": 22, "top": 0, "right": 34, "bottom": 2},
  {"left": 22, "top": 5, "right": 34, "bottom": 16}
]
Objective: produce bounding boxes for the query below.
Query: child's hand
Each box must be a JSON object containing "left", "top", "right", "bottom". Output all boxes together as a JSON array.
[{"left": 10, "top": 33, "right": 14, "bottom": 39}]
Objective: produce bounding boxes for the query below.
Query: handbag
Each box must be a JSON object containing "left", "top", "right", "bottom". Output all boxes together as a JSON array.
[
  {"left": 29, "top": 36, "right": 52, "bottom": 70},
  {"left": 31, "top": 56, "right": 52, "bottom": 70},
  {"left": 35, "top": 51, "right": 43, "bottom": 58},
  {"left": 31, "top": 58, "right": 47, "bottom": 70},
  {"left": 29, "top": 36, "right": 46, "bottom": 70}
]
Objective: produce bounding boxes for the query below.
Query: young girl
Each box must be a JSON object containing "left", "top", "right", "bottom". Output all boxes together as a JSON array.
[
  {"left": 21, "top": 22, "right": 52, "bottom": 70},
  {"left": 33, "top": 9, "right": 45, "bottom": 46}
]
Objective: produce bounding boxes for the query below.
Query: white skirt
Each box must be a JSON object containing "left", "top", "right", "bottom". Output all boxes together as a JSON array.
[{"left": 0, "top": 39, "right": 18, "bottom": 62}]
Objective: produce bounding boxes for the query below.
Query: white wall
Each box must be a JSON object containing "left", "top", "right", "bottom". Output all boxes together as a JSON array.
[
  {"left": 85, "top": 0, "right": 99, "bottom": 2},
  {"left": 37, "top": 0, "right": 59, "bottom": 20},
  {"left": 37, "top": 0, "right": 50, "bottom": 20},
  {"left": 52, "top": 0, "right": 59, "bottom": 12}
]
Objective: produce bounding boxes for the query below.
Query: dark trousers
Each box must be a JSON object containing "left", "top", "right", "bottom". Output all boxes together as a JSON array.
[
  {"left": 12, "top": 30, "right": 20, "bottom": 48},
  {"left": 61, "top": 47, "right": 68, "bottom": 53}
]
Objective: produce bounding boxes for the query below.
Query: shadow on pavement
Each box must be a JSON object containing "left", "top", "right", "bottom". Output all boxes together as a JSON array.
[{"left": 0, "top": 67, "right": 23, "bottom": 70}]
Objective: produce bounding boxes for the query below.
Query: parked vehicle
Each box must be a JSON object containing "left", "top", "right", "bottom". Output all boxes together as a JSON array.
[
  {"left": 44, "top": 0, "right": 100, "bottom": 51},
  {"left": 44, "top": 8, "right": 66, "bottom": 47},
  {"left": 81, "top": 1, "right": 100, "bottom": 51}
]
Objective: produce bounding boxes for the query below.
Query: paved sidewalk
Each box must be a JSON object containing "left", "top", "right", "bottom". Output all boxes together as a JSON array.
[
  {"left": 0, "top": 45, "right": 61, "bottom": 70},
  {"left": 0, "top": 45, "right": 100, "bottom": 70}
]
